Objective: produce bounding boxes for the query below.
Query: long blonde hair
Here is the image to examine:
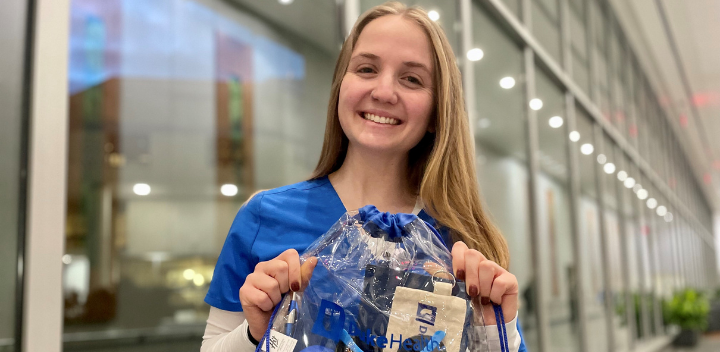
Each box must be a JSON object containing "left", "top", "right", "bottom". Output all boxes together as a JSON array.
[{"left": 311, "top": 2, "right": 509, "bottom": 269}]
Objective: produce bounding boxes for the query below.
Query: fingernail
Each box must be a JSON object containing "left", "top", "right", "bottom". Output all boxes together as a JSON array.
[
  {"left": 481, "top": 297, "right": 491, "bottom": 305},
  {"left": 291, "top": 282, "right": 300, "bottom": 292},
  {"left": 469, "top": 285, "right": 478, "bottom": 297},
  {"left": 456, "top": 270, "right": 465, "bottom": 281}
]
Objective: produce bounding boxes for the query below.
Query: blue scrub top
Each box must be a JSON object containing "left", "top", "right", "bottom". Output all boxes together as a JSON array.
[{"left": 204, "top": 176, "right": 527, "bottom": 351}]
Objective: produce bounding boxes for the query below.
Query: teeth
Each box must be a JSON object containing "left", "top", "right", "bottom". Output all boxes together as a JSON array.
[{"left": 363, "top": 113, "right": 399, "bottom": 125}]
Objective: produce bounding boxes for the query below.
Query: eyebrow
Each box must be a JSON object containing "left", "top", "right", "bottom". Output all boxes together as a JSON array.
[{"left": 350, "top": 52, "right": 432, "bottom": 75}]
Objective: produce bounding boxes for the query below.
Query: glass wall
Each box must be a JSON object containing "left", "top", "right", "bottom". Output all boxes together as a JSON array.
[
  {"left": 0, "top": 0, "right": 28, "bottom": 350},
  {"left": 535, "top": 67, "right": 578, "bottom": 352},
  {"left": 471, "top": 4, "right": 537, "bottom": 351},
  {"left": 63, "top": 0, "right": 338, "bottom": 349},
  {"left": 575, "top": 107, "right": 608, "bottom": 352}
]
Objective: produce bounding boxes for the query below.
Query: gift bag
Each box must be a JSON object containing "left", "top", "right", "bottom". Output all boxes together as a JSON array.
[{"left": 256, "top": 205, "right": 492, "bottom": 352}]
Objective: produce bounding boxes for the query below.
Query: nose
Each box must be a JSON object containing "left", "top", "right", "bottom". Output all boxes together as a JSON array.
[{"left": 370, "top": 72, "right": 398, "bottom": 105}]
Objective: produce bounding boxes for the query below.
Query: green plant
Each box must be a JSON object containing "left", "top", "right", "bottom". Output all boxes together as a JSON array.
[{"left": 664, "top": 289, "right": 710, "bottom": 331}]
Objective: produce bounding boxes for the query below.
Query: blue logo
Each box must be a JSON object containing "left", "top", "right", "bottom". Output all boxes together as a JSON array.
[{"left": 416, "top": 303, "right": 437, "bottom": 326}]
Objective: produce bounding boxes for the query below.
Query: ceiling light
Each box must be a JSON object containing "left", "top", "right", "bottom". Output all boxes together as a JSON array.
[
  {"left": 133, "top": 183, "right": 151, "bottom": 196},
  {"left": 597, "top": 154, "right": 606, "bottom": 164},
  {"left": 221, "top": 184, "right": 238, "bottom": 197},
  {"left": 624, "top": 177, "right": 635, "bottom": 188},
  {"left": 279, "top": 0, "right": 294, "bottom": 4},
  {"left": 467, "top": 48, "right": 484, "bottom": 61},
  {"left": 664, "top": 212, "right": 673, "bottom": 222},
  {"left": 633, "top": 183, "right": 642, "bottom": 193},
  {"left": 62, "top": 254, "right": 72, "bottom": 265},
  {"left": 569, "top": 131, "right": 580, "bottom": 142},
  {"left": 549, "top": 116, "right": 564, "bottom": 128},
  {"left": 580, "top": 143, "right": 594, "bottom": 155},
  {"left": 428, "top": 10, "right": 440, "bottom": 22},
  {"left": 603, "top": 162, "right": 616, "bottom": 174},
  {"left": 656, "top": 206, "right": 667, "bottom": 216},
  {"left": 617, "top": 170, "right": 627, "bottom": 181},
  {"left": 499, "top": 77, "right": 516, "bottom": 89},
  {"left": 529, "top": 98, "right": 543, "bottom": 110},
  {"left": 183, "top": 269, "right": 195, "bottom": 280},
  {"left": 637, "top": 189, "right": 648, "bottom": 200},
  {"left": 646, "top": 198, "right": 657, "bottom": 209}
]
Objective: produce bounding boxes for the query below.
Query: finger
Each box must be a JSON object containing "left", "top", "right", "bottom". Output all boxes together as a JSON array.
[
  {"left": 478, "top": 260, "right": 502, "bottom": 300},
  {"left": 300, "top": 257, "right": 318, "bottom": 290},
  {"left": 256, "top": 260, "right": 290, "bottom": 293},
  {"left": 489, "top": 273, "right": 519, "bottom": 323},
  {"left": 240, "top": 275, "right": 281, "bottom": 311},
  {"left": 276, "top": 249, "right": 301, "bottom": 292},
  {"left": 451, "top": 241, "right": 468, "bottom": 281},
  {"left": 464, "top": 249, "right": 484, "bottom": 297},
  {"left": 247, "top": 273, "right": 283, "bottom": 306},
  {"left": 488, "top": 272, "right": 516, "bottom": 304}
]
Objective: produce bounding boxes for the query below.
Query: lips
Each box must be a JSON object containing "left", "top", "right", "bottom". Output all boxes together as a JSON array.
[{"left": 361, "top": 112, "right": 401, "bottom": 125}]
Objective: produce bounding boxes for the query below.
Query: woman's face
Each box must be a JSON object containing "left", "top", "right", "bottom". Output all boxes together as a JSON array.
[{"left": 338, "top": 15, "right": 435, "bottom": 157}]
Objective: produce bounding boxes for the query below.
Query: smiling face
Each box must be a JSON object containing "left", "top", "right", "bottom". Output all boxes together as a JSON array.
[{"left": 337, "top": 15, "right": 435, "bottom": 157}]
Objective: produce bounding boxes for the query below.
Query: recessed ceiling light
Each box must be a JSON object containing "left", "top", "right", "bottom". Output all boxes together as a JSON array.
[
  {"left": 467, "top": 48, "right": 484, "bottom": 61},
  {"left": 133, "top": 183, "right": 151, "bottom": 196},
  {"left": 500, "top": 77, "right": 515, "bottom": 89},
  {"left": 549, "top": 116, "right": 564, "bottom": 128},
  {"left": 529, "top": 98, "right": 543, "bottom": 110}
]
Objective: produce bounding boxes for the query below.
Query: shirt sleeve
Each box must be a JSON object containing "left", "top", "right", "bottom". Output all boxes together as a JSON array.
[
  {"left": 204, "top": 193, "right": 264, "bottom": 311},
  {"left": 485, "top": 312, "right": 521, "bottom": 352},
  {"left": 201, "top": 307, "right": 257, "bottom": 352}
]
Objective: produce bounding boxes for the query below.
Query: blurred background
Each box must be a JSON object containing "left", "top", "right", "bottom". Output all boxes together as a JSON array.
[{"left": 2, "top": 0, "right": 720, "bottom": 351}]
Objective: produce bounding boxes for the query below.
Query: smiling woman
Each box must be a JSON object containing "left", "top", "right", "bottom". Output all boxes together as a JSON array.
[{"left": 202, "top": 2, "right": 525, "bottom": 352}]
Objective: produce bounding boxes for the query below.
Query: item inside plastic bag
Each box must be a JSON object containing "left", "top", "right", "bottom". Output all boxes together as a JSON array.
[{"left": 257, "top": 205, "right": 491, "bottom": 352}]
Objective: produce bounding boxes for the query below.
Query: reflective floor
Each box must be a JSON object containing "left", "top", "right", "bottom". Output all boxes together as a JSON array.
[{"left": 659, "top": 333, "right": 720, "bottom": 352}]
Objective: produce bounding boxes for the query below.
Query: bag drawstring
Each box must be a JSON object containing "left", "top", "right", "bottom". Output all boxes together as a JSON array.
[{"left": 492, "top": 304, "right": 509, "bottom": 352}]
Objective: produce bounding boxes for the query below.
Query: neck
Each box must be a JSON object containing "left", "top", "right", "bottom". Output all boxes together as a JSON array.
[{"left": 329, "top": 145, "right": 417, "bottom": 214}]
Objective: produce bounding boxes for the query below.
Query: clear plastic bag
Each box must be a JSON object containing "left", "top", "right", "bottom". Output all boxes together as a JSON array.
[{"left": 257, "top": 205, "right": 490, "bottom": 352}]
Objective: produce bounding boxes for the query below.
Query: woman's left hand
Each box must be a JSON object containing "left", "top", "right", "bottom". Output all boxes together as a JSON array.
[{"left": 451, "top": 241, "right": 518, "bottom": 325}]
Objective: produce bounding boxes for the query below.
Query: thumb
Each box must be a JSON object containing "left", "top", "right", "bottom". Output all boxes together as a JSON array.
[{"left": 299, "top": 257, "right": 318, "bottom": 291}]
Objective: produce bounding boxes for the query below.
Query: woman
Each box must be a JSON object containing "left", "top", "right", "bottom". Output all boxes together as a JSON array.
[{"left": 201, "top": 2, "right": 526, "bottom": 351}]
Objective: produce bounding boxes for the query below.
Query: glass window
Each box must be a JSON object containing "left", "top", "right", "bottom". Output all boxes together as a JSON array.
[
  {"left": 575, "top": 106, "right": 608, "bottom": 352},
  {"left": 501, "top": 0, "right": 522, "bottom": 19},
  {"left": 360, "top": 0, "right": 459, "bottom": 55},
  {"left": 0, "top": 0, "right": 27, "bottom": 349},
  {"left": 64, "top": 0, "right": 338, "bottom": 349},
  {"left": 532, "top": 0, "right": 563, "bottom": 64},
  {"left": 600, "top": 137, "right": 629, "bottom": 351},
  {"left": 472, "top": 4, "right": 537, "bottom": 351},
  {"left": 535, "top": 67, "right": 579, "bottom": 352},
  {"left": 569, "top": 0, "right": 590, "bottom": 95},
  {"left": 619, "top": 156, "right": 641, "bottom": 341}
]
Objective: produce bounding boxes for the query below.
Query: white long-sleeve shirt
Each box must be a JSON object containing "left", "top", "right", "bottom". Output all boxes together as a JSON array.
[{"left": 201, "top": 307, "right": 521, "bottom": 352}]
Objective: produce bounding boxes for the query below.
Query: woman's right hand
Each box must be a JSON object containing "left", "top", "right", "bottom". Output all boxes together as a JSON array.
[{"left": 239, "top": 249, "right": 318, "bottom": 342}]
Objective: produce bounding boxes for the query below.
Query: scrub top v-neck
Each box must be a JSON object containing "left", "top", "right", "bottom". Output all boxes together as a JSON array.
[{"left": 204, "top": 176, "right": 448, "bottom": 312}]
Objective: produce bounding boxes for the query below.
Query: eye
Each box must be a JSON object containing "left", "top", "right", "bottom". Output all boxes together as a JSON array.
[
  {"left": 357, "top": 66, "right": 375, "bottom": 74},
  {"left": 404, "top": 75, "right": 422, "bottom": 85}
]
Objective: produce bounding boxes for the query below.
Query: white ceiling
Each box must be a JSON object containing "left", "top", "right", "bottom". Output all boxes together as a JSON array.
[{"left": 611, "top": 0, "right": 720, "bottom": 211}]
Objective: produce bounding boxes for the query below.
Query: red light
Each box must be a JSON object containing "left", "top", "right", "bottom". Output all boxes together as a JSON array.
[
  {"left": 679, "top": 114, "right": 688, "bottom": 127},
  {"left": 714, "top": 161, "right": 720, "bottom": 170},
  {"left": 704, "top": 173, "right": 712, "bottom": 184},
  {"left": 628, "top": 124, "right": 638, "bottom": 137}
]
